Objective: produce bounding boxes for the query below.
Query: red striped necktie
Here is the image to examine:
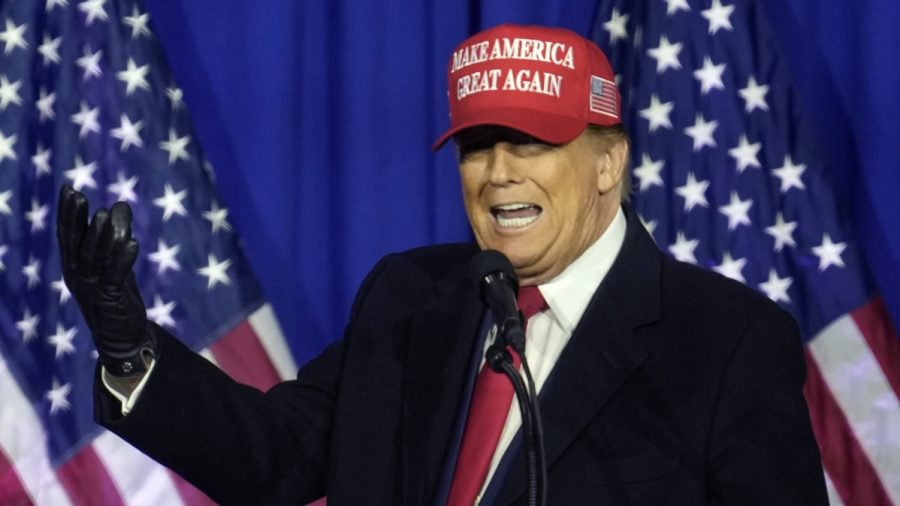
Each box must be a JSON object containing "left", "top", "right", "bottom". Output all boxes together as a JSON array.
[{"left": 446, "top": 285, "right": 547, "bottom": 506}]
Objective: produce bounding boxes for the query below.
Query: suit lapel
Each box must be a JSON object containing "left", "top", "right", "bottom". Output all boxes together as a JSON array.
[
  {"left": 496, "top": 205, "right": 663, "bottom": 504},
  {"left": 399, "top": 263, "right": 486, "bottom": 505}
]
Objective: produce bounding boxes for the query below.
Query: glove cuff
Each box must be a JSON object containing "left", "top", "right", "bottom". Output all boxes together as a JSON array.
[{"left": 98, "top": 323, "right": 160, "bottom": 378}]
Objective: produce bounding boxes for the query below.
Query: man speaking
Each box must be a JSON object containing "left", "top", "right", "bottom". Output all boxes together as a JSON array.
[{"left": 56, "top": 24, "right": 827, "bottom": 505}]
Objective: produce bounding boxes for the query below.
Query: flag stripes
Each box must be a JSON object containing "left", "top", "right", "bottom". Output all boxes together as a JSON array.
[
  {"left": 805, "top": 353, "right": 894, "bottom": 506},
  {"left": 55, "top": 446, "right": 124, "bottom": 506},
  {"left": 852, "top": 298, "right": 900, "bottom": 396},
  {"left": 808, "top": 303, "right": 900, "bottom": 504},
  {"left": 0, "top": 447, "right": 32, "bottom": 506},
  {"left": 0, "top": 303, "right": 296, "bottom": 505}
]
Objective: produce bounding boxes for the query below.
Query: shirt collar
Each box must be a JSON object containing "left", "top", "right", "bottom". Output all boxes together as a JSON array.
[{"left": 537, "top": 207, "right": 627, "bottom": 334}]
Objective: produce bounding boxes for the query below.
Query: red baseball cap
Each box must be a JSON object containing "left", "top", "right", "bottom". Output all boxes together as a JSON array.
[{"left": 433, "top": 24, "right": 622, "bottom": 150}]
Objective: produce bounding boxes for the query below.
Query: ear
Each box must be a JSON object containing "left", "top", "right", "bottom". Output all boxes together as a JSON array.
[{"left": 596, "top": 137, "right": 628, "bottom": 194}]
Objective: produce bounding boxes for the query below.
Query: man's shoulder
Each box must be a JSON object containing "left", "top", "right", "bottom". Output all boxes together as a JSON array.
[{"left": 658, "top": 254, "right": 789, "bottom": 322}]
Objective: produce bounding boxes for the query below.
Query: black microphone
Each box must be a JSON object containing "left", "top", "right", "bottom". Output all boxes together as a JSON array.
[
  {"left": 469, "top": 250, "right": 526, "bottom": 362},
  {"left": 469, "top": 250, "right": 547, "bottom": 506}
]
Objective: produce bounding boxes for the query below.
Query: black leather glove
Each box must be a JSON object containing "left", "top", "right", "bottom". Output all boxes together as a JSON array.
[{"left": 56, "top": 184, "right": 158, "bottom": 377}]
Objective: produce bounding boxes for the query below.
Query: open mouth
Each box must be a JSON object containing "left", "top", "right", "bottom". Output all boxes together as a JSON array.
[{"left": 490, "top": 203, "right": 543, "bottom": 228}]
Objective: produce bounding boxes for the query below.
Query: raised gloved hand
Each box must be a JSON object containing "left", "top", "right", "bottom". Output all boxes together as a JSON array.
[{"left": 56, "top": 184, "right": 157, "bottom": 377}]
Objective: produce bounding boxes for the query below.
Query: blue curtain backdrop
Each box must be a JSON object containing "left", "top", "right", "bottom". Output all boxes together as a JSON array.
[{"left": 140, "top": 0, "right": 900, "bottom": 365}]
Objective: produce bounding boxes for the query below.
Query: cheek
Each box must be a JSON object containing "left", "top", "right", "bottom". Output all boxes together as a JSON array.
[
  {"left": 458, "top": 174, "right": 477, "bottom": 207},
  {"left": 549, "top": 183, "right": 598, "bottom": 225},
  {"left": 459, "top": 166, "right": 485, "bottom": 197}
]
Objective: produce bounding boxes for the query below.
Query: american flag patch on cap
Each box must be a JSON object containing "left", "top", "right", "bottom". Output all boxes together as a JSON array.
[{"left": 590, "top": 75, "right": 618, "bottom": 118}]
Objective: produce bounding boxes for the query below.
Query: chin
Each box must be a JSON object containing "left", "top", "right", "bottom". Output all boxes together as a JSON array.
[
  {"left": 479, "top": 234, "right": 541, "bottom": 271},
  {"left": 496, "top": 248, "right": 534, "bottom": 275}
]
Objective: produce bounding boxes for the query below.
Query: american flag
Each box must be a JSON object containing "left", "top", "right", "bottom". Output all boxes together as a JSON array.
[
  {"left": 592, "top": 0, "right": 900, "bottom": 504},
  {"left": 0, "top": 0, "right": 297, "bottom": 504},
  {"left": 589, "top": 75, "right": 617, "bottom": 118}
]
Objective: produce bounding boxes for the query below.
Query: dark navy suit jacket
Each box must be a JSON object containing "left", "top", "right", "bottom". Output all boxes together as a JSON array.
[{"left": 95, "top": 205, "right": 828, "bottom": 505}]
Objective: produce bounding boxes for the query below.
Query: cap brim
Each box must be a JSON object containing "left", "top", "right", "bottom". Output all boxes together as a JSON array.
[{"left": 431, "top": 108, "right": 588, "bottom": 151}]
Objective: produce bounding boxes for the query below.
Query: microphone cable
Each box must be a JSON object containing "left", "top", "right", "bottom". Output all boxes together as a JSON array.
[{"left": 486, "top": 345, "right": 540, "bottom": 506}]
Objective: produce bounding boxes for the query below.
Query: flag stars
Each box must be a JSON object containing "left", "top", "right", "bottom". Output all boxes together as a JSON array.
[
  {"left": 198, "top": 254, "right": 232, "bottom": 290},
  {"left": 603, "top": 8, "right": 629, "bottom": 44},
  {"left": 759, "top": 268, "right": 792, "bottom": 304},
  {"left": 71, "top": 101, "right": 101, "bottom": 138},
  {"left": 0, "top": 75, "right": 23, "bottom": 110},
  {"left": 46, "top": 0, "right": 69, "bottom": 11},
  {"left": 123, "top": 6, "right": 151, "bottom": 39},
  {"left": 46, "top": 379, "right": 73, "bottom": 415},
  {"left": 701, "top": 0, "right": 735, "bottom": 34},
  {"left": 36, "top": 88, "right": 57, "bottom": 122},
  {"left": 684, "top": 114, "right": 718, "bottom": 151},
  {"left": 663, "top": 0, "right": 691, "bottom": 16},
  {"left": 32, "top": 144, "right": 52, "bottom": 177},
  {"left": 51, "top": 278, "right": 72, "bottom": 304},
  {"left": 648, "top": 35, "right": 683, "bottom": 73},
  {"left": 116, "top": 58, "right": 150, "bottom": 96},
  {"left": 739, "top": 76, "right": 769, "bottom": 112},
  {"left": 639, "top": 94, "right": 674, "bottom": 132},
  {"left": 110, "top": 113, "right": 144, "bottom": 151},
  {"left": 25, "top": 198, "right": 49, "bottom": 233},
  {"left": 668, "top": 232, "right": 699, "bottom": 264},
  {"left": 0, "top": 129, "right": 17, "bottom": 163},
  {"left": 728, "top": 134, "right": 761, "bottom": 172},
  {"left": 0, "top": 190, "right": 11, "bottom": 215},
  {"left": 773, "top": 155, "right": 807, "bottom": 192},
  {"left": 65, "top": 156, "right": 98, "bottom": 191},
  {"left": 47, "top": 323, "right": 77, "bottom": 359},
  {"left": 76, "top": 46, "right": 103, "bottom": 81},
  {"left": 23, "top": 256, "right": 41, "bottom": 289},
  {"left": 16, "top": 308, "right": 40, "bottom": 343},
  {"left": 160, "top": 128, "right": 191, "bottom": 164},
  {"left": 812, "top": 234, "right": 847, "bottom": 271},
  {"left": 203, "top": 201, "right": 232, "bottom": 234},
  {"left": 78, "top": 0, "right": 109, "bottom": 25},
  {"left": 692, "top": 57, "right": 726, "bottom": 94},
  {"left": 148, "top": 239, "right": 181, "bottom": 274},
  {"left": 0, "top": 244, "right": 8, "bottom": 269},
  {"left": 38, "top": 34, "right": 62, "bottom": 65},
  {"left": 675, "top": 173, "right": 710, "bottom": 211},
  {"left": 633, "top": 154, "right": 665, "bottom": 191},
  {"left": 166, "top": 86, "right": 184, "bottom": 110},
  {"left": 718, "top": 192, "right": 753, "bottom": 230},
  {"left": 765, "top": 213, "right": 798, "bottom": 251},
  {"left": 107, "top": 172, "right": 139, "bottom": 203},
  {"left": 713, "top": 252, "right": 747, "bottom": 283},
  {"left": 147, "top": 295, "right": 177, "bottom": 328},
  {"left": 0, "top": 18, "right": 28, "bottom": 55},
  {"left": 153, "top": 184, "right": 188, "bottom": 221}
]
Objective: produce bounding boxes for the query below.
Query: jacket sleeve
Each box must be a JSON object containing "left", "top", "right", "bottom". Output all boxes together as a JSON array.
[
  {"left": 93, "top": 255, "right": 395, "bottom": 505},
  {"left": 707, "top": 302, "right": 829, "bottom": 505}
]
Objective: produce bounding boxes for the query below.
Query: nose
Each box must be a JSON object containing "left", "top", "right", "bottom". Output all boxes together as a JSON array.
[{"left": 485, "top": 143, "right": 524, "bottom": 186}]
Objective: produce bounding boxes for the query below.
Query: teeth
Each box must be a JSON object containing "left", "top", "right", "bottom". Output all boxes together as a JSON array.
[
  {"left": 496, "top": 214, "right": 539, "bottom": 228},
  {"left": 493, "top": 203, "right": 534, "bottom": 211}
]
